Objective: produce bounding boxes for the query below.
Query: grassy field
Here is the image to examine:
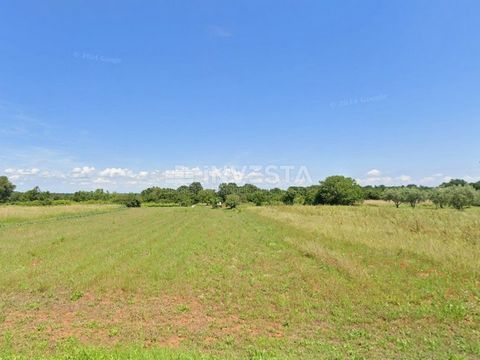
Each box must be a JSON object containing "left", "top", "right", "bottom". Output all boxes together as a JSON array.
[
  {"left": 0, "top": 204, "right": 121, "bottom": 226},
  {"left": 0, "top": 204, "right": 478, "bottom": 359}
]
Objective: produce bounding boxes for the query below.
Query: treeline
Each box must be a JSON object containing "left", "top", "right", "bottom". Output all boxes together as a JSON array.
[
  {"left": 1, "top": 175, "right": 479, "bottom": 210},
  {"left": 0, "top": 182, "right": 140, "bottom": 207}
]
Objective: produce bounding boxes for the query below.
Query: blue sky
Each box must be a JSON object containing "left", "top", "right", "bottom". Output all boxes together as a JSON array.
[{"left": 1, "top": 0, "right": 479, "bottom": 191}]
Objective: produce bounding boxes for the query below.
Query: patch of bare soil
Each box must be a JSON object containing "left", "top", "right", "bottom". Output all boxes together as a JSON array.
[{"left": 0, "top": 291, "right": 285, "bottom": 349}]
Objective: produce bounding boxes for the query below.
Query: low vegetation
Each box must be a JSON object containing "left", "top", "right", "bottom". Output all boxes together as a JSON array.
[{"left": 0, "top": 204, "right": 478, "bottom": 359}]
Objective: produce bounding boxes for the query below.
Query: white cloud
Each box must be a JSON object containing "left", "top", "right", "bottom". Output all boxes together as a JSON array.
[
  {"left": 357, "top": 170, "right": 480, "bottom": 187},
  {"left": 357, "top": 170, "right": 413, "bottom": 186},
  {"left": 2, "top": 168, "right": 40, "bottom": 182},
  {"left": 92, "top": 177, "right": 112, "bottom": 184},
  {"left": 398, "top": 175, "right": 412, "bottom": 183},
  {"left": 5, "top": 167, "right": 40, "bottom": 176},
  {"left": 72, "top": 166, "right": 95, "bottom": 177},
  {"left": 99, "top": 167, "right": 132, "bottom": 178},
  {"left": 358, "top": 176, "right": 393, "bottom": 186},
  {"left": 366, "top": 169, "right": 381, "bottom": 177},
  {"left": 5, "top": 163, "right": 477, "bottom": 192}
]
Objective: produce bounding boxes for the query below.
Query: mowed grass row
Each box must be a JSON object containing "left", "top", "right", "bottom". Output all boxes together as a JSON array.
[
  {"left": 0, "top": 204, "right": 122, "bottom": 226},
  {"left": 0, "top": 205, "right": 479, "bottom": 359}
]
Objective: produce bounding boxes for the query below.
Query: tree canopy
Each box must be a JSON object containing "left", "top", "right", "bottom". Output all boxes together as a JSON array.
[
  {"left": 0, "top": 176, "right": 15, "bottom": 203},
  {"left": 314, "top": 176, "right": 364, "bottom": 205}
]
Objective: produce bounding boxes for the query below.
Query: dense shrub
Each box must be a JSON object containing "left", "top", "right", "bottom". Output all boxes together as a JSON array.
[
  {"left": 125, "top": 198, "right": 141, "bottom": 208},
  {"left": 225, "top": 194, "right": 240, "bottom": 209},
  {"left": 249, "top": 191, "right": 268, "bottom": 206},
  {"left": 293, "top": 195, "right": 305, "bottom": 205},
  {"left": 197, "top": 189, "right": 217, "bottom": 205},
  {"left": 22, "top": 187, "right": 52, "bottom": 202}
]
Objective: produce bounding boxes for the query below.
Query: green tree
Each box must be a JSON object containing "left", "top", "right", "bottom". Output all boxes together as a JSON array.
[
  {"left": 177, "top": 193, "right": 193, "bottom": 207},
  {"left": 141, "top": 187, "right": 178, "bottom": 203},
  {"left": 471, "top": 181, "right": 480, "bottom": 191},
  {"left": 72, "top": 191, "right": 90, "bottom": 202},
  {"left": 177, "top": 185, "right": 194, "bottom": 206},
  {"left": 250, "top": 190, "right": 268, "bottom": 206},
  {"left": 209, "top": 196, "right": 222, "bottom": 208},
  {"left": 314, "top": 176, "right": 364, "bottom": 205},
  {"left": 401, "top": 187, "right": 425, "bottom": 208},
  {"left": 283, "top": 186, "right": 307, "bottom": 205},
  {"left": 304, "top": 185, "right": 321, "bottom": 205},
  {"left": 225, "top": 194, "right": 240, "bottom": 209},
  {"left": 197, "top": 189, "right": 217, "bottom": 204},
  {"left": 188, "top": 182, "right": 203, "bottom": 202},
  {"left": 293, "top": 195, "right": 305, "bottom": 205},
  {"left": 429, "top": 188, "right": 449, "bottom": 209},
  {"left": 282, "top": 188, "right": 297, "bottom": 205},
  {"left": 268, "top": 188, "right": 286, "bottom": 203},
  {"left": 382, "top": 189, "right": 404, "bottom": 208},
  {"left": 92, "top": 189, "right": 108, "bottom": 201},
  {"left": 446, "top": 185, "right": 477, "bottom": 210},
  {"left": 239, "top": 184, "right": 259, "bottom": 202},
  {"left": 440, "top": 179, "right": 468, "bottom": 187},
  {"left": 362, "top": 185, "right": 386, "bottom": 200},
  {"left": 23, "top": 186, "right": 52, "bottom": 203},
  {"left": 0, "top": 176, "right": 15, "bottom": 202},
  {"left": 218, "top": 183, "right": 238, "bottom": 201}
]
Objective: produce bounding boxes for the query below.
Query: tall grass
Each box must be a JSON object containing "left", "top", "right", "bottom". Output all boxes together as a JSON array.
[{"left": 253, "top": 205, "right": 480, "bottom": 273}]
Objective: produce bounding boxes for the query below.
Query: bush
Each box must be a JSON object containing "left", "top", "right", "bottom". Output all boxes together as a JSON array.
[
  {"left": 249, "top": 191, "right": 268, "bottom": 206},
  {"left": 225, "top": 194, "right": 240, "bottom": 209},
  {"left": 314, "top": 176, "right": 364, "bottom": 205},
  {"left": 473, "top": 192, "right": 480, "bottom": 207},
  {"left": 125, "top": 199, "right": 141, "bottom": 208},
  {"left": 197, "top": 189, "right": 217, "bottom": 205},
  {"left": 177, "top": 194, "right": 193, "bottom": 207},
  {"left": 293, "top": 195, "right": 305, "bottom": 205},
  {"left": 282, "top": 189, "right": 297, "bottom": 205}
]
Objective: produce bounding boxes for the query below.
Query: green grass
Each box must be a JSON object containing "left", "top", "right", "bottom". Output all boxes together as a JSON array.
[
  {"left": 0, "top": 205, "right": 478, "bottom": 359},
  {"left": 0, "top": 204, "right": 122, "bottom": 227}
]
